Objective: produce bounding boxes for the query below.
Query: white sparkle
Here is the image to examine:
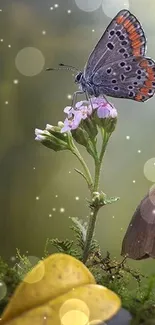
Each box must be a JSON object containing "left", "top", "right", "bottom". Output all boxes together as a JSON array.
[
  {"left": 52, "top": 208, "right": 56, "bottom": 211},
  {"left": 75, "top": 196, "right": 79, "bottom": 200},
  {"left": 8, "top": 44, "right": 11, "bottom": 48},
  {"left": 49, "top": 214, "right": 52, "bottom": 217},
  {"left": 33, "top": 167, "right": 36, "bottom": 170},
  {"left": 50, "top": 6, "right": 54, "bottom": 10},
  {"left": 13, "top": 79, "right": 19, "bottom": 84},
  {"left": 60, "top": 207, "right": 65, "bottom": 213},
  {"left": 112, "top": 215, "right": 115, "bottom": 219},
  {"left": 120, "top": 227, "right": 123, "bottom": 231},
  {"left": 5, "top": 101, "right": 8, "bottom": 105},
  {"left": 10, "top": 256, "right": 16, "bottom": 262},
  {"left": 55, "top": 194, "right": 58, "bottom": 198},
  {"left": 69, "top": 171, "right": 71, "bottom": 174},
  {"left": 67, "top": 9, "right": 71, "bottom": 14},
  {"left": 67, "top": 94, "right": 72, "bottom": 99},
  {"left": 138, "top": 149, "right": 141, "bottom": 153},
  {"left": 0, "top": 39, "right": 3, "bottom": 42},
  {"left": 132, "top": 180, "right": 136, "bottom": 183},
  {"left": 0, "top": 9, "right": 2, "bottom": 12},
  {"left": 92, "top": 29, "right": 95, "bottom": 32},
  {"left": 126, "top": 136, "right": 130, "bottom": 140},
  {"left": 54, "top": 4, "right": 59, "bottom": 8},
  {"left": 36, "top": 196, "right": 40, "bottom": 200},
  {"left": 42, "top": 30, "right": 46, "bottom": 35}
]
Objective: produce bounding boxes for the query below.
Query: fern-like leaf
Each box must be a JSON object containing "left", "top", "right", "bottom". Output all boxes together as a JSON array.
[
  {"left": 70, "top": 217, "right": 88, "bottom": 249},
  {"left": 48, "top": 238, "right": 74, "bottom": 254}
]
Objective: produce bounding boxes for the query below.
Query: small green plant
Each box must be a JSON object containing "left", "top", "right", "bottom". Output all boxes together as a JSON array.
[
  {"left": 1, "top": 97, "right": 155, "bottom": 324},
  {"left": 34, "top": 96, "right": 155, "bottom": 324}
]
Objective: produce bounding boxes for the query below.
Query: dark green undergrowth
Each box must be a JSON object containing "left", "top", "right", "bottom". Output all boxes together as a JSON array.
[{"left": 0, "top": 218, "right": 155, "bottom": 324}]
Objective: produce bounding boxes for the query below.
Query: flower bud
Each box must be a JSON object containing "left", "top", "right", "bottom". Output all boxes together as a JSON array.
[
  {"left": 72, "top": 127, "right": 96, "bottom": 158},
  {"left": 35, "top": 127, "right": 70, "bottom": 151}
]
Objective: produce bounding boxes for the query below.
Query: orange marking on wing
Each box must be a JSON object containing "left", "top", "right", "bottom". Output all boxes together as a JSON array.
[
  {"left": 146, "top": 67, "right": 155, "bottom": 81},
  {"left": 145, "top": 80, "right": 153, "bottom": 87},
  {"left": 133, "top": 48, "right": 141, "bottom": 56},
  {"left": 135, "top": 93, "right": 143, "bottom": 101},
  {"left": 116, "top": 15, "right": 126, "bottom": 24},
  {"left": 127, "top": 24, "right": 136, "bottom": 33},
  {"left": 129, "top": 31, "right": 139, "bottom": 41},
  {"left": 123, "top": 19, "right": 132, "bottom": 29},
  {"left": 140, "top": 87, "right": 149, "bottom": 95},
  {"left": 148, "top": 73, "right": 154, "bottom": 81},
  {"left": 140, "top": 60, "right": 148, "bottom": 68},
  {"left": 132, "top": 39, "right": 142, "bottom": 48},
  {"left": 147, "top": 67, "right": 154, "bottom": 74}
]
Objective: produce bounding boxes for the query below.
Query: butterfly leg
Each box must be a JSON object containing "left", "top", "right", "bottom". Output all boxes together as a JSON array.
[
  {"left": 101, "top": 94, "right": 113, "bottom": 108},
  {"left": 71, "top": 90, "right": 85, "bottom": 108},
  {"left": 85, "top": 90, "right": 94, "bottom": 111}
]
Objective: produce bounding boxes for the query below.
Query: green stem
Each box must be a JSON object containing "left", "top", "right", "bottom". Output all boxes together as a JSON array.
[
  {"left": 71, "top": 143, "right": 93, "bottom": 192},
  {"left": 82, "top": 206, "right": 99, "bottom": 264},
  {"left": 82, "top": 129, "right": 112, "bottom": 264},
  {"left": 94, "top": 129, "right": 110, "bottom": 192}
]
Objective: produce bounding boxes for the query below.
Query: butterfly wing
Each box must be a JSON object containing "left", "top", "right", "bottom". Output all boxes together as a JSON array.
[
  {"left": 83, "top": 10, "right": 155, "bottom": 101},
  {"left": 91, "top": 56, "right": 155, "bottom": 101},
  {"left": 84, "top": 9, "right": 146, "bottom": 78},
  {"left": 121, "top": 188, "right": 155, "bottom": 260}
]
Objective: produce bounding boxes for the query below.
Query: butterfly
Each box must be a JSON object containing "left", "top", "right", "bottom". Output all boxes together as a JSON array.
[{"left": 73, "top": 9, "right": 155, "bottom": 103}]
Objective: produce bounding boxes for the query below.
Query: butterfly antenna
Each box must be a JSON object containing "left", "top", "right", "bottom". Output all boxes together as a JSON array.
[{"left": 46, "top": 63, "right": 79, "bottom": 72}]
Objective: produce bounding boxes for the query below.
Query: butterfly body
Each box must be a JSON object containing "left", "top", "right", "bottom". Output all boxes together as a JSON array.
[{"left": 75, "top": 10, "right": 155, "bottom": 102}]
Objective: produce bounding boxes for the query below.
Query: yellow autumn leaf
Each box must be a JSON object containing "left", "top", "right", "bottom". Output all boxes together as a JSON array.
[{"left": 1, "top": 253, "right": 121, "bottom": 325}]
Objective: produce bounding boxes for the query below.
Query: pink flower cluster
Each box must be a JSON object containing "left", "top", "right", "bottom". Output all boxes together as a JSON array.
[{"left": 61, "top": 97, "right": 117, "bottom": 133}]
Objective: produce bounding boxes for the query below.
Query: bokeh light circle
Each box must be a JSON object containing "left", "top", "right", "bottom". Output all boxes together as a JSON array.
[
  {"left": 0, "top": 281, "right": 7, "bottom": 301},
  {"left": 74, "top": 0, "right": 102, "bottom": 12},
  {"left": 15, "top": 47, "right": 45, "bottom": 76},
  {"left": 102, "top": 0, "right": 129, "bottom": 18},
  {"left": 89, "top": 320, "right": 105, "bottom": 325},
  {"left": 149, "top": 184, "right": 155, "bottom": 205},
  {"left": 61, "top": 310, "right": 88, "bottom": 325},
  {"left": 140, "top": 190, "right": 155, "bottom": 224},
  {"left": 60, "top": 299, "right": 89, "bottom": 325},
  {"left": 17, "top": 256, "right": 45, "bottom": 283},
  {"left": 143, "top": 158, "right": 155, "bottom": 182}
]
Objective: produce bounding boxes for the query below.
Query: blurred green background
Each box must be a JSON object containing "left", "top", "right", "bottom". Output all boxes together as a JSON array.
[{"left": 0, "top": 0, "right": 155, "bottom": 275}]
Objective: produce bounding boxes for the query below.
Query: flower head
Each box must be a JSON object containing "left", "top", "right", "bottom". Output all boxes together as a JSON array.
[
  {"left": 91, "top": 97, "right": 117, "bottom": 119},
  {"left": 61, "top": 101, "right": 93, "bottom": 133},
  {"left": 61, "top": 97, "right": 117, "bottom": 134},
  {"left": 61, "top": 115, "right": 81, "bottom": 133}
]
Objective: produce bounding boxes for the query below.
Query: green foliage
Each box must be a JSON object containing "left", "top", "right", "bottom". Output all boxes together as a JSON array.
[
  {"left": 45, "top": 217, "right": 155, "bottom": 325},
  {"left": 44, "top": 217, "right": 100, "bottom": 261},
  {"left": 0, "top": 219, "right": 155, "bottom": 324},
  {"left": 0, "top": 257, "right": 20, "bottom": 315},
  {"left": 15, "top": 249, "right": 36, "bottom": 278}
]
